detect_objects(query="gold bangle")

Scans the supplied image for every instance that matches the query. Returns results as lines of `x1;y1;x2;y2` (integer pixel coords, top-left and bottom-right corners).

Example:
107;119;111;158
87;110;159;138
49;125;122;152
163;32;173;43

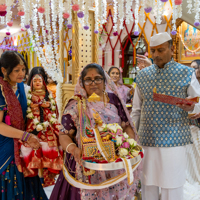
66;143;76;154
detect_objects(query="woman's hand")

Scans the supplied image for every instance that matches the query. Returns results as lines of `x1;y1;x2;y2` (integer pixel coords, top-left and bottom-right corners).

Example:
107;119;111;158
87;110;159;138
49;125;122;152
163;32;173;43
27;134;41;150
123;125;135;139
70;146;82;165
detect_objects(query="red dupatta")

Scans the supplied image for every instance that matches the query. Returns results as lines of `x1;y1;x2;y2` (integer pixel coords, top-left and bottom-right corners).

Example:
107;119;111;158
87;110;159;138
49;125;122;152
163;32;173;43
0;77;24;172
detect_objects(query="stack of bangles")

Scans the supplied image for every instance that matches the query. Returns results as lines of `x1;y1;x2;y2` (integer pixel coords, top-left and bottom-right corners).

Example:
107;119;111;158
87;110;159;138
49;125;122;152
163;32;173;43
21;131;31;142
66;143;76;153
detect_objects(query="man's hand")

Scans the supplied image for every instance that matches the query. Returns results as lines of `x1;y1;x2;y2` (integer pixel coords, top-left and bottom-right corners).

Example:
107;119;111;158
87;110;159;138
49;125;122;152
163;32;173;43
136;54;152;70
176;103;195;112
189;112;200;119
176;96;195;112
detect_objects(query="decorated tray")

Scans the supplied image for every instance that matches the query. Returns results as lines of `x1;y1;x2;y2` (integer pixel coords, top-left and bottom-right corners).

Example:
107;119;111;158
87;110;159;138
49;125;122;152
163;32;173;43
82;152;143;171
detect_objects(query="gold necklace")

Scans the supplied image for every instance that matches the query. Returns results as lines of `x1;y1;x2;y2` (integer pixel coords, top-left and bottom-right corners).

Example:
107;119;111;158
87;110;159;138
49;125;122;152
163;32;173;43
12;84;17;90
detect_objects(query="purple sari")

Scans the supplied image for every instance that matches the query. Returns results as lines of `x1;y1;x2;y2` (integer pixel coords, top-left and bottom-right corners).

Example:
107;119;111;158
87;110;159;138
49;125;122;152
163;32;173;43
117;84;131;103
50;69;141;200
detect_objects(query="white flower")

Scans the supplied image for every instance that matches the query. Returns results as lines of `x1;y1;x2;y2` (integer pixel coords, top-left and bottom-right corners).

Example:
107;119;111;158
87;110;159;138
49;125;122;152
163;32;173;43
131;150;139;157
27;112;34;119
27;107;31;113
123;132;129;139
52;113;56;118
115;123;123;130
50;117;57;124
27;100;31;106
52;106;56;111
33;118;39;125
127;139;137;147
116;136;123;146
43;121;49;128
98;123;107;132
36;124;43;131
27;94;32;99
49;93;53;99
119;148;129;157
107;124;118;133
51;99;55;105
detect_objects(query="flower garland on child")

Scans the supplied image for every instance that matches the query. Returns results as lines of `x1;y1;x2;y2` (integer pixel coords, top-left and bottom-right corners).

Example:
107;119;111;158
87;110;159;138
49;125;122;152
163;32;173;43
26;90;58;131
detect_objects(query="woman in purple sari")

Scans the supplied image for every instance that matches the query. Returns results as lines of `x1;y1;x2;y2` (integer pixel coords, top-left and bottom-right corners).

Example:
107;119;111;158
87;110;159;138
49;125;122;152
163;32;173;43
50;63;141;200
108;67;132;104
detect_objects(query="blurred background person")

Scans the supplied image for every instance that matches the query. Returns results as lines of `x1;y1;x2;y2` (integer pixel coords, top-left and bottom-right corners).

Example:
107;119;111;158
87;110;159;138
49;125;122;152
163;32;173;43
47;75;57;99
191;59;200;83
108;66;132;104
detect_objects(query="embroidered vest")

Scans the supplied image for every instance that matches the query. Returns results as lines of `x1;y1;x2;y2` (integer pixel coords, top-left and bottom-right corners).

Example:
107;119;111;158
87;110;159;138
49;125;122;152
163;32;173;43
136;60;194;147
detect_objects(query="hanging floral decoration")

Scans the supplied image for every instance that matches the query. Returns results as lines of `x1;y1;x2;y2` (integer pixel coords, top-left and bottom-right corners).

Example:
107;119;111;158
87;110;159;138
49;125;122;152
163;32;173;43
1;0;199;115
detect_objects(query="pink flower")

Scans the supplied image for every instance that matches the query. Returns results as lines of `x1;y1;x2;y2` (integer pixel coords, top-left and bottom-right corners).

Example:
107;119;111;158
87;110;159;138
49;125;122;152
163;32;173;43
0;4;7;11
116;129;123;135
119;54;122;58
18;11;25;16
122;137;126;142
63;12;70;19
38;7;45;13
72;4;79;11
21;28;25;31
122;142;130;148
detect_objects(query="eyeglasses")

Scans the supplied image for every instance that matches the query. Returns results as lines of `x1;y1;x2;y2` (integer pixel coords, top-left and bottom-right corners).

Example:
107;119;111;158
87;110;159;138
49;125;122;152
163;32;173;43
83;78;104;86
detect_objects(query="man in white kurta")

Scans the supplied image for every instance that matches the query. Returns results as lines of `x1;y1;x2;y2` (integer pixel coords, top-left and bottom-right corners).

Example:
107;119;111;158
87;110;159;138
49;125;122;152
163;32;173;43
131;32;200;200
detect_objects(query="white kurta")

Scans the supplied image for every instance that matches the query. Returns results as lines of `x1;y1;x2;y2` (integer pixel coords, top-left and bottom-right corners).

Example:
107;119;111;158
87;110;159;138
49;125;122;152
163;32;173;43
131;72;200;188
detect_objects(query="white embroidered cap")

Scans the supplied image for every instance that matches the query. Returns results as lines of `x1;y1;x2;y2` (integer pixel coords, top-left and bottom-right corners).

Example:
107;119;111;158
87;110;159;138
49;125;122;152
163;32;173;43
150;32;172;47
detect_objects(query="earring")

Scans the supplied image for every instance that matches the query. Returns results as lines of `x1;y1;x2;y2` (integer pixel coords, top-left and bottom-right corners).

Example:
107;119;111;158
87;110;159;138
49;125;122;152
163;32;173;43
3;76;8;81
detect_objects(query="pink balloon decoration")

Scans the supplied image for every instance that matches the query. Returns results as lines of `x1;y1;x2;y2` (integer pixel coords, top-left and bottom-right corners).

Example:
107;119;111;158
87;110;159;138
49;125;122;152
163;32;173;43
18;11;25;16
174;0;182;5
38;7;45;13
72;4;79;11
0;11;7;16
63;12;70;19
7;21;13;27
0;4;7;11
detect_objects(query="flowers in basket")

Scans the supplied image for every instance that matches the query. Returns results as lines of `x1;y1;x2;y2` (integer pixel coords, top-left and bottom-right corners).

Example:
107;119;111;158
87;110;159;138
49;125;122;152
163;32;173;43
98;123;143;161
82;122;143;165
